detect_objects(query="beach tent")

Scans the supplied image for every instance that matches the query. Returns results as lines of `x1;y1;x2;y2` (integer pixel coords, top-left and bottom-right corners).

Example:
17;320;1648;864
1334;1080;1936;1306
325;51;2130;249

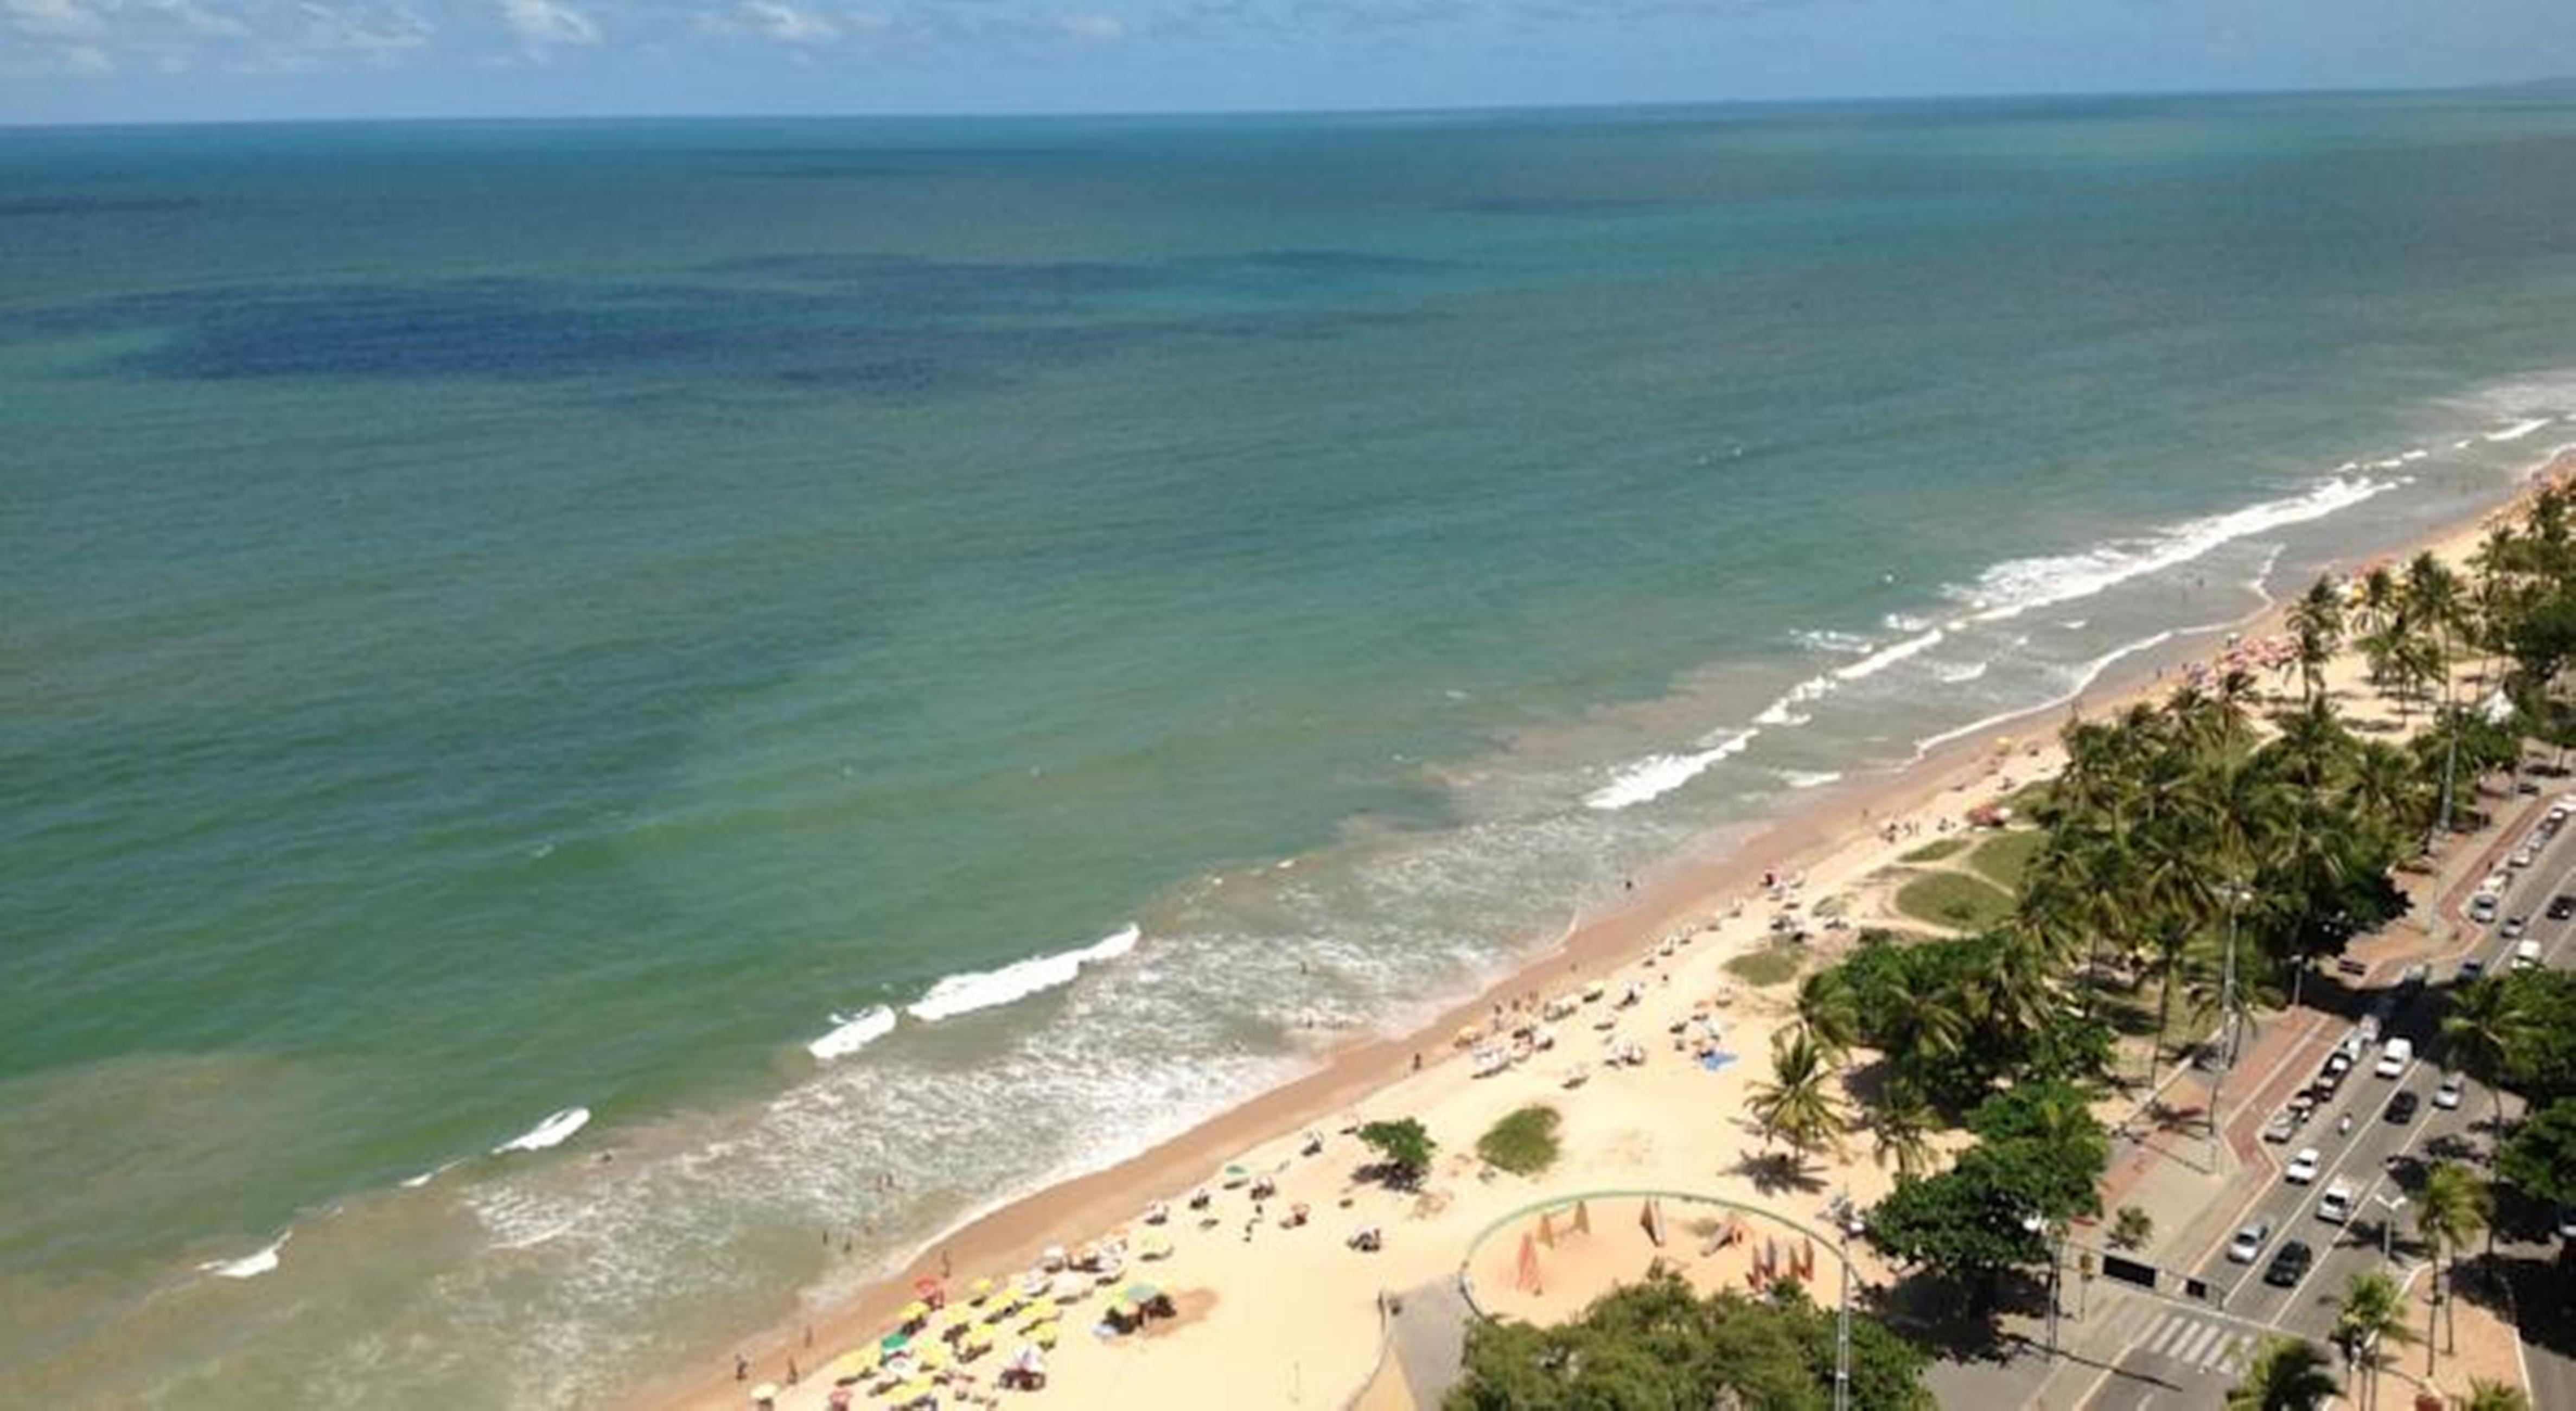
1571;1200;1592;1236
1639;1198;1667;1248
1514;1232;1543;1294
1536;1212;1557;1248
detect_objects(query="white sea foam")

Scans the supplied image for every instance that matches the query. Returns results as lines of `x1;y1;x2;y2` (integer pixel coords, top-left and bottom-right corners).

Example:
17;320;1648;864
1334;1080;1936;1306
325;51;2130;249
1953;475;2392;624
1912;630;2180;755
1755;673;1837;726
399;1159;465;1190
2489;417;2553;442
1789;628;1876;656
1833;627;1946;682
2401;449;2430;462
493;1107;591;1155
199;1232;289;1280
1882;612;1933;633
906;925;1141;1022
2458;439;2477;449
1777;770;1843;790
1930;659;1992;684
1583;730;1756;811
807;1005;897;1061
2059;619;2088;630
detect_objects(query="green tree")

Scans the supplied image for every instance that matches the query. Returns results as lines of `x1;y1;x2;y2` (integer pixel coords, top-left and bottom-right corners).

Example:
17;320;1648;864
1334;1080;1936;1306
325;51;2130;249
1796;968;1861;1062
2416;1161;2491;1363
1445;1271;1933;1410
1749;1025;1849;1165
2226;1336;2339;1411
2498;1097;2576;1210
1868;1077;1939;1180
2332;1270;2412;1411
2108;1205;2153;1251
2287;575;2345;704
1357;1118;1435;1187
2444;976;2530;1178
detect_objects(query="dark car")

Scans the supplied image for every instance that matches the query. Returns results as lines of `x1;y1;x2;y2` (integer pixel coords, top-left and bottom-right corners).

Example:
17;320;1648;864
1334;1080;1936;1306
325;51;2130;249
2386;1090;2422;1124
2263;1240;2314;1287
2550;894;2576;921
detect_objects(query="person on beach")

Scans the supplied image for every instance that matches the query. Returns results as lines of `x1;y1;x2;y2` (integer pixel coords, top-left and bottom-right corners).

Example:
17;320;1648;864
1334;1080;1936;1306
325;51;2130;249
736;1353;748;1382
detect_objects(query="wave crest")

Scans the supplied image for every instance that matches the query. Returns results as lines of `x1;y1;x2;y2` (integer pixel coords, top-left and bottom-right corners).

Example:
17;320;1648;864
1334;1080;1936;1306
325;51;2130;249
907;926;1140;1022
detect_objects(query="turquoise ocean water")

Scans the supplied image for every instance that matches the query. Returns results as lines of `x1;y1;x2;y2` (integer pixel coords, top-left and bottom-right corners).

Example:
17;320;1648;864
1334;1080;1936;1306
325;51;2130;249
6;93;2576;1406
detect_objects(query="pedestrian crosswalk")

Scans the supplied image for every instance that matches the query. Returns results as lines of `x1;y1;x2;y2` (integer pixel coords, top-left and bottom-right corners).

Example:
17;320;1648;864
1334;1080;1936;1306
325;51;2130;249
2134;1307;2254;1375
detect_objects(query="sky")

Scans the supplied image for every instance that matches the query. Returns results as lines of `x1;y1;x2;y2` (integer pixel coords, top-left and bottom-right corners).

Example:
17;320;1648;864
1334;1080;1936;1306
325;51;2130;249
1;0;2572;125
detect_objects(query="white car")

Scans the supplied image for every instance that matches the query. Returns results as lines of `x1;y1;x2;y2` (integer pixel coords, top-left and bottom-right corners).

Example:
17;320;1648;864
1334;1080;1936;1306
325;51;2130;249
2434;1074;2465;1110
2375;1037;2413;1079
2318;1180;2357;1224
2285;1147;2323;1184
2226;1217;2273;1263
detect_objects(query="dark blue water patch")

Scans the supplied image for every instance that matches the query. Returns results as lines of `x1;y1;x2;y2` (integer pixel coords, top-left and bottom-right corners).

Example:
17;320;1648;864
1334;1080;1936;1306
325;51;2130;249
0;195;202;219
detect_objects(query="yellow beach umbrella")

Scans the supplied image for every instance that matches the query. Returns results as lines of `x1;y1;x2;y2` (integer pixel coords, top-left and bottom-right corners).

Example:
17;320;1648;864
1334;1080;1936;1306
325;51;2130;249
1032;1323;1060;1349
911;1342;951;1372
967;1276;996;1304
887;1377;935;1404
898;1299;930;1324
822;1348;877;1382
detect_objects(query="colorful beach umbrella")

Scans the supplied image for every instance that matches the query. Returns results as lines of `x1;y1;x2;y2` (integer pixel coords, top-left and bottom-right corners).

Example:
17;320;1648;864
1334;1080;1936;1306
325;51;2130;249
967;1276;996;1304
899;1299;930;1323
877;1330;911;1355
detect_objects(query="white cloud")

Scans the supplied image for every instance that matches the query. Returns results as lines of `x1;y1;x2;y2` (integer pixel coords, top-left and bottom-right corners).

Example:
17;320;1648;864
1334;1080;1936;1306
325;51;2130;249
726;0;837;43
1059;10;1123;42
3;0;109;43
499;0;598;47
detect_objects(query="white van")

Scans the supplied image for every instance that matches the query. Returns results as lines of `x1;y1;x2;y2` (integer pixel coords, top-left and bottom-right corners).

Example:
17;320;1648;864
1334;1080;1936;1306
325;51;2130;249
2515;939;2545;971
2374;1036;2413;1078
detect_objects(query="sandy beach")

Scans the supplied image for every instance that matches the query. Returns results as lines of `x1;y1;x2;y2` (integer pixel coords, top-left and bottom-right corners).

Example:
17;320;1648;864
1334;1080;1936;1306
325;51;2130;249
663;450;2576;1411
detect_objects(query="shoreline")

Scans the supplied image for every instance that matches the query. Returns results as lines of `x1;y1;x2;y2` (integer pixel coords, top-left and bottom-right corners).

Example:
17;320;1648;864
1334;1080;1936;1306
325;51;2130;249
654;449;2576;1411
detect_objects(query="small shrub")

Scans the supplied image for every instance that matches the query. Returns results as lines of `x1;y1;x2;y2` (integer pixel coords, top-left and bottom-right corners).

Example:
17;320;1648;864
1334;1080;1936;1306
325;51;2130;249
2110;1205;2153;1251
1476;1105;1563;1176
1360;1117;1436;1186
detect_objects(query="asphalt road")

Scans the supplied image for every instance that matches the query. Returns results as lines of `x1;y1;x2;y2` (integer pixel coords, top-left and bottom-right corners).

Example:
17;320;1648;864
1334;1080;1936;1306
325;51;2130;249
2082;795;2576;1411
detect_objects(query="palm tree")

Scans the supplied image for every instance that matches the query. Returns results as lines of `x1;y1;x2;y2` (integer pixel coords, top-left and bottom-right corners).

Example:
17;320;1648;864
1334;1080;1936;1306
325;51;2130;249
2441;977;2529;1179
2287;575;2346;704
2464;1379;2531;1411
1867;1076;1939;1180
2356;564;2401;640
2332;1270;2413;1411
2225;1336;2339;1411
2415;1160;2492;1365
1794;969;1860;1062
1747;1025;1847;1165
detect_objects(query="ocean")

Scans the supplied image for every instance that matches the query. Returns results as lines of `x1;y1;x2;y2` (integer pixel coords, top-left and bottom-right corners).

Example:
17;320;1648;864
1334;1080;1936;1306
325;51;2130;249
4;92;2575;1407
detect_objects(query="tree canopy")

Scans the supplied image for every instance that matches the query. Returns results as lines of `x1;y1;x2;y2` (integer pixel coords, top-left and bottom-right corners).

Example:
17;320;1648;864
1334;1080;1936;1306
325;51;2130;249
1446;1272;1932;1411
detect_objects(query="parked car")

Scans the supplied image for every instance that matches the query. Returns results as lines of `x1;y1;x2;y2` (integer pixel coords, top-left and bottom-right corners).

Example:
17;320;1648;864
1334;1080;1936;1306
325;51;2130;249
2503;916;2529;941
2511;848;2539;870
2471;895;2500;924
2263;1240;2315;1287
2263;1111;2298;1144
2386;1090;2421;1124
2558;1206;2576;1242
2314;1064;2345;1098
2285;1147;2322;1184
2434;1074;2465;1110
2318;1180;2357;1223
2459;957;2487;982
2550;894;2576;921
2227;1217;2274;1263
2516;939;2546;971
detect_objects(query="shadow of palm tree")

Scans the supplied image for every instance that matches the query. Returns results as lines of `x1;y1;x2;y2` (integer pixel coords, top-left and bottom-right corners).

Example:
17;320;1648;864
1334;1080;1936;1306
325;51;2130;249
1733;1149;1827;1196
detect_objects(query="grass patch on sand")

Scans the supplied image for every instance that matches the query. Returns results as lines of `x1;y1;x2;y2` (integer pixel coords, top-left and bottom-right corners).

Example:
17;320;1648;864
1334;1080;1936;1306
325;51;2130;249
1968;829;2046;892
1477;1105;1563;1176
1893;871;2015;932
1724;942;1806;988
1900;838;1969;864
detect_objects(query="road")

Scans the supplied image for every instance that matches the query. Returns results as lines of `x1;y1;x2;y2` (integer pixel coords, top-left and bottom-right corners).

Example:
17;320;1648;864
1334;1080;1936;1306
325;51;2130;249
2080;794;2576;1411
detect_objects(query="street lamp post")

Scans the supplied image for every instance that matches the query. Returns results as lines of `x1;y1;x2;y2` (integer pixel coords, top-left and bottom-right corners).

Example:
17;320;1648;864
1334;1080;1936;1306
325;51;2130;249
2020;1213;2064;1359
2373;1191;2407;1262
1832;1188;1854;1411
2207;881;2252;1168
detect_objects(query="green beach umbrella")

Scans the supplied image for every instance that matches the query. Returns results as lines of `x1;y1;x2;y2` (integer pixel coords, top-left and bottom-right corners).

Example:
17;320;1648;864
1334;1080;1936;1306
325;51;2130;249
878;1330;910;1355
1123;1282;1161;1305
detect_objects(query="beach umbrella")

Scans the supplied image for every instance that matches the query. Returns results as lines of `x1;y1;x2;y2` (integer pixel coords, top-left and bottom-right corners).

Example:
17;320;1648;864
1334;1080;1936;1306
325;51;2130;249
962;1326;996;1356
1137;1231;1172;1259
911;1342;951;1372
1121;1281;1161;1305
898;1299;930;1324
966;1276;995;1304
748;1383;780;1406
827;1388;853;1410
823;1348;876;1383
1049;1270;1088;1300
888;1377;936;1406
1221;1164;1249;1186
1032;1323;1060;1349
877;1330;911;1355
